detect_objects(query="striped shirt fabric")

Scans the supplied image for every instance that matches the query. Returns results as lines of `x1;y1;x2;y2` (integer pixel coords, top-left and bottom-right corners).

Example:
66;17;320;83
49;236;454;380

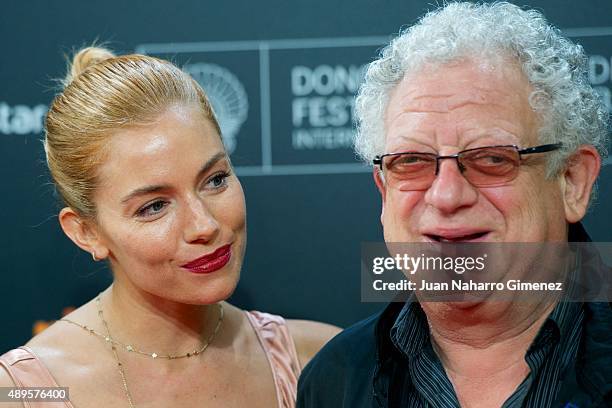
389;301;583;407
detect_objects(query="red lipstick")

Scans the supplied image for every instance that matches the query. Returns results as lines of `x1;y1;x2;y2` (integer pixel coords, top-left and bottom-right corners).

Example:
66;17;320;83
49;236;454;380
181;244;232;274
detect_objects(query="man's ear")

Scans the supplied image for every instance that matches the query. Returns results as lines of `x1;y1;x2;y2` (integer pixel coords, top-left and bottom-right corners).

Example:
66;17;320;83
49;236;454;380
561;145;601;223
373;168;386;224
58;207;109;260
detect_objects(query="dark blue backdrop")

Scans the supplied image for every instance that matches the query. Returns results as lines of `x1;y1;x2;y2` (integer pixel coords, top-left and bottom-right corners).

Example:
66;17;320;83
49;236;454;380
1;0;611;353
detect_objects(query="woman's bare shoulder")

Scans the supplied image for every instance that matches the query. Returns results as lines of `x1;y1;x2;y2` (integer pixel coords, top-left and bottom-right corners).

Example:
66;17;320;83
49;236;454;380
0;368;22;408
286;319;342;368
22;298;103;377
0;306;99;408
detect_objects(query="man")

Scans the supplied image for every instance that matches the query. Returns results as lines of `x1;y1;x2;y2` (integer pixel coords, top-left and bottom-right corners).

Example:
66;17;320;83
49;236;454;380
297;2;611;407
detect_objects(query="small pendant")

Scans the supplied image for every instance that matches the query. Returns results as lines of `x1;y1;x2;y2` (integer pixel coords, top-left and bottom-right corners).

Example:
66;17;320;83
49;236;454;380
151;353;158;359
126;345;134;352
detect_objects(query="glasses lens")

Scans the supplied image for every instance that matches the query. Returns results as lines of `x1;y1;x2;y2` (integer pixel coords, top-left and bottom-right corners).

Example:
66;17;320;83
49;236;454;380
460;146;520;186
383;153;436;190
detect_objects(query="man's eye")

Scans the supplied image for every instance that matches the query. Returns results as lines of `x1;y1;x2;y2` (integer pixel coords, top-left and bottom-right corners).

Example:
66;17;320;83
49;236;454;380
475;155;511;165
399;156;425;164
136;200;168;218
390;154;434;168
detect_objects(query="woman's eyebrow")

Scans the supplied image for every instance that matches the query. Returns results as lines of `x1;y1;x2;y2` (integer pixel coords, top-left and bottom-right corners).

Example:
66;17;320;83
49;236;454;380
120;151;227;204
194;151;227;180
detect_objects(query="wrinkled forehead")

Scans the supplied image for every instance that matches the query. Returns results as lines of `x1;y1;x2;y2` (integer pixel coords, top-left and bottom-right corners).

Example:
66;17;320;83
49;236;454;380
383;57;540;150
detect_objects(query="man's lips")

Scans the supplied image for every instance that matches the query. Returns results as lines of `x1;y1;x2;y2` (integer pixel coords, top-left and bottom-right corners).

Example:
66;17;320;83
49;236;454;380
422;229;491;242
181;244;232;274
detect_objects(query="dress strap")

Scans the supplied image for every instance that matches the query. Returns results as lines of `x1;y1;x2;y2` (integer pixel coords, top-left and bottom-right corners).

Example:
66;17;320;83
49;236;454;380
245;311;301;408
0;347;74;408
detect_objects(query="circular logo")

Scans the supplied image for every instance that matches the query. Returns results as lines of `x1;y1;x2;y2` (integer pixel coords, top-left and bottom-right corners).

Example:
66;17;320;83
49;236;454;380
184;63;249;154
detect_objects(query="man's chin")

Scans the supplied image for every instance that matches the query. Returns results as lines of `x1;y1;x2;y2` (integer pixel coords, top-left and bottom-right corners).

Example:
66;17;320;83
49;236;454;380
418;292;496;308
441;299;491;310
419;299;524;327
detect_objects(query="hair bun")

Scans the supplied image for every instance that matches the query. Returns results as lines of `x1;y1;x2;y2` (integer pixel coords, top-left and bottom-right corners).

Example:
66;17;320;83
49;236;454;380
64;46;115;88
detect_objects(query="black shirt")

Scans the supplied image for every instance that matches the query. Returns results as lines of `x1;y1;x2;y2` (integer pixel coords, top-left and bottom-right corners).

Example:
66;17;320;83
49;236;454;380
298;301;611;407
297;224;612;407
386;300;582;407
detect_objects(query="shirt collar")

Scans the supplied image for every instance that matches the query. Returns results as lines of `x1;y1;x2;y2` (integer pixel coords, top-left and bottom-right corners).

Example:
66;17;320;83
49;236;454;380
389;300;429;358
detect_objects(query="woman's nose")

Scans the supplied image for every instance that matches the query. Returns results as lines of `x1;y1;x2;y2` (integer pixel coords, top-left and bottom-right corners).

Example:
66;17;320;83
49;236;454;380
183;197;220;243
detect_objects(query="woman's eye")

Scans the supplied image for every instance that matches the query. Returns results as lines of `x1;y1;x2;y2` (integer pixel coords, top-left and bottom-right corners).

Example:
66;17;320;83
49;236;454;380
136;200;168;218
206;172;230;189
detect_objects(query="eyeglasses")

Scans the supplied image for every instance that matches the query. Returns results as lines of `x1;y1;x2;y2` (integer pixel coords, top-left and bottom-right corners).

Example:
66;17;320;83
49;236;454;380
373;143;562;190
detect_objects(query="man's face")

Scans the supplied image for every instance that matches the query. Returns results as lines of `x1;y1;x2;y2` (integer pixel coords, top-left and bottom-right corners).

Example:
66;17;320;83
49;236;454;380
378;59;569;243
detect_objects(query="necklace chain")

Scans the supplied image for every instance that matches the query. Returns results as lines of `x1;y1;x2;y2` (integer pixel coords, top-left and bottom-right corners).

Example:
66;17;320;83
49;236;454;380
62;298;223;359
100;309;136;408
61;295;223;407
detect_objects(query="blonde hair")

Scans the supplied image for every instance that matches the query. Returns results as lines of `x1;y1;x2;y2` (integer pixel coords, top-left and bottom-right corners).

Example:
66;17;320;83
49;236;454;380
44;47;221;218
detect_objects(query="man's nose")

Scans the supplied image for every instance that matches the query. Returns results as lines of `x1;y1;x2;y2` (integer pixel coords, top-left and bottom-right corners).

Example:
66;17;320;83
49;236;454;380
183;197;220;243
423;158;478;214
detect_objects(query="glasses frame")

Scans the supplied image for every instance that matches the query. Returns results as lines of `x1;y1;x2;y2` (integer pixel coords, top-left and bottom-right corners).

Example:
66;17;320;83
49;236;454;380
373;143;563;186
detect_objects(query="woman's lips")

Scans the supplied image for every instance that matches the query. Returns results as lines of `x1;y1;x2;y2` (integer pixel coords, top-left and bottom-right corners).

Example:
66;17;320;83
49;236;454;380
181;244;232;274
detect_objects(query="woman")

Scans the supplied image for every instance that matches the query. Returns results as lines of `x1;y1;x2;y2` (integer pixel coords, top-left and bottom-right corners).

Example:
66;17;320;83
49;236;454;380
0;47;340;407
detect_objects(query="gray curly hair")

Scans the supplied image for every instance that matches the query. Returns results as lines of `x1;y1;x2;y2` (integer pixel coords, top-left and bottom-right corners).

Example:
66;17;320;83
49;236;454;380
354;1;609;177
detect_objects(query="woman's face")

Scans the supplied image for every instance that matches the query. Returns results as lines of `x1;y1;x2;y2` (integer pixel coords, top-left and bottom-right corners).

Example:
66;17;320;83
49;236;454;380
91;104;246;305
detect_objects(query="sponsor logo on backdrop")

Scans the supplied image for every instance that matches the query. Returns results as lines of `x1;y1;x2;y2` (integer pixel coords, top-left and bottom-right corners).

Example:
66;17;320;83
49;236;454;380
291;64;365;150
136;36;612;174
136;37;381;175
0;102;47;135
184;63;249;154
588;54;612;113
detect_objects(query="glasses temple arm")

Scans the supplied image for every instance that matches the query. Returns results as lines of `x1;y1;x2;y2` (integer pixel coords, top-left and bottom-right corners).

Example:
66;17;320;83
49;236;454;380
373;156;383;169
518;143;563;155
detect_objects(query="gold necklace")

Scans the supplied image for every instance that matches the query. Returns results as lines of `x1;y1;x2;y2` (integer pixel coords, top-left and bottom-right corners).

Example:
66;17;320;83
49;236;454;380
99;307;136;408
62;298;224;359
61;296;223;407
